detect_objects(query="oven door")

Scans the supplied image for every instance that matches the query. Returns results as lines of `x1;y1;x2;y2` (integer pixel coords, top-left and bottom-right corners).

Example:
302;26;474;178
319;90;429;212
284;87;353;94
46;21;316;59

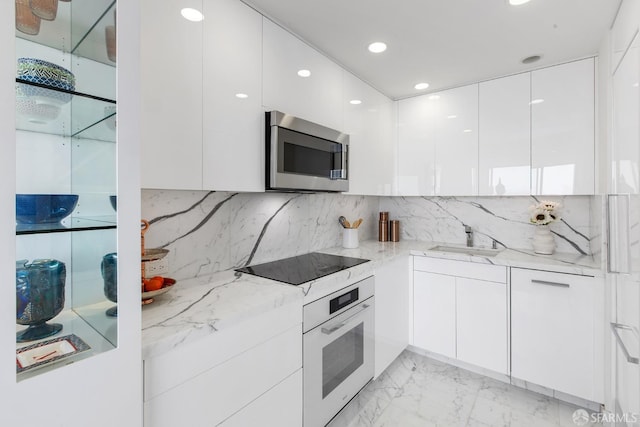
270;126;349;192
303;297;374;427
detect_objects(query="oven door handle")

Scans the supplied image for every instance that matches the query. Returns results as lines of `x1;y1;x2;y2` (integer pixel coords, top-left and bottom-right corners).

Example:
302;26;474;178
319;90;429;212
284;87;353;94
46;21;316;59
321;303;370;335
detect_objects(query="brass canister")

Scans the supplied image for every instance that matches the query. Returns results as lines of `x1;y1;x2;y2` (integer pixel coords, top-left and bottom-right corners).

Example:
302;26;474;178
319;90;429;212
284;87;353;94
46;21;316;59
390;220;400;242
378;220;389;241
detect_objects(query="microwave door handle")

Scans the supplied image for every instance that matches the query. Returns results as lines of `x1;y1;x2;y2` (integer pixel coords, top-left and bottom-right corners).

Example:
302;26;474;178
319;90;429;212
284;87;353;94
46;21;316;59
330;145;348;180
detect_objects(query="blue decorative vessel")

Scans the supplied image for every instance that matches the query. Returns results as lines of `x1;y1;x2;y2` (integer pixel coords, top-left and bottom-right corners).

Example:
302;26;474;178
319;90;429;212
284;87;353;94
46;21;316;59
16;194;79;224
101;253;118;317
16;259;66;342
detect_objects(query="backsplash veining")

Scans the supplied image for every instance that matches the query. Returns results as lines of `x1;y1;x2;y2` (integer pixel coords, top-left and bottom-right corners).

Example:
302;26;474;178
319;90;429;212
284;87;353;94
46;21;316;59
380;195;595;255
142;191;597;282
141;190;379;281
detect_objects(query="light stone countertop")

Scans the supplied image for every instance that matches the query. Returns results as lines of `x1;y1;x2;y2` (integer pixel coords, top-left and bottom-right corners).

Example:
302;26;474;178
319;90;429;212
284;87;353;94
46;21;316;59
141;240;603;360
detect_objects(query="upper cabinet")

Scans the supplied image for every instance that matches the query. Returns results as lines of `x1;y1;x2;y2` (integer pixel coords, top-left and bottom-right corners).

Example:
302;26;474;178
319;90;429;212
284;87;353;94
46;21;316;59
140;0;203;190
479;73;531;196
398;58;596;196
434;84;479;196
531;58;595;195
398;94;436;196
343;71;395;195
612;33;640;194
202;0;263;192
398;84;478;196
262;18;343;130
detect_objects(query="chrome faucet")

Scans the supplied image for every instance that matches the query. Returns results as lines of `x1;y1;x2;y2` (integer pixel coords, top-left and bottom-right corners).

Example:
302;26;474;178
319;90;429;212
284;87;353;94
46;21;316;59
464;225;473;247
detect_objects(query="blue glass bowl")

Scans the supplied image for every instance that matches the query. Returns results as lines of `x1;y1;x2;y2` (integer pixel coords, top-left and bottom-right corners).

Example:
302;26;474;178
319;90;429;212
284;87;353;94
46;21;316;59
109;195;117;211
16;194;79;224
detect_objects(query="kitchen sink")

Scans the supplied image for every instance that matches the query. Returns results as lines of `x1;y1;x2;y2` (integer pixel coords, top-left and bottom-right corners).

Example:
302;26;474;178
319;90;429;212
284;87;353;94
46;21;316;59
428;245;503;257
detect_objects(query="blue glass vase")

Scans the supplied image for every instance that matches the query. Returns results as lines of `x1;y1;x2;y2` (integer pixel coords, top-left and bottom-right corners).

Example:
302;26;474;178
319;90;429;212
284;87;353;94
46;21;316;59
102;253;118;317
16;259;66;342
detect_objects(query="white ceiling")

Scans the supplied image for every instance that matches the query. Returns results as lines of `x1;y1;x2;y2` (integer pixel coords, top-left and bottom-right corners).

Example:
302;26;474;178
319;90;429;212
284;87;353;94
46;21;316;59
242;0;621;100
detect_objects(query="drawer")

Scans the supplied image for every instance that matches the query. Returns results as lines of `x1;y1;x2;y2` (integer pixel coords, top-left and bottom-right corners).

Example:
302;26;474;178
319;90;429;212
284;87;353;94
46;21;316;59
144;300;302;401
413;256;507;283
144;324;302;427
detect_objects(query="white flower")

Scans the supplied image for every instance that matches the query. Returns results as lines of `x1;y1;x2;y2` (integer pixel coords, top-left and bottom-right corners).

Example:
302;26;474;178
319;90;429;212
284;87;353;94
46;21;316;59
528;200;561;225
530;208;553;225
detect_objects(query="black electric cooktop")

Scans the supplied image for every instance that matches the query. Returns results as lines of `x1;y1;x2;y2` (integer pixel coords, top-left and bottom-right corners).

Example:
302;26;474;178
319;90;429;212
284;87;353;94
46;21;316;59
235;252;370;286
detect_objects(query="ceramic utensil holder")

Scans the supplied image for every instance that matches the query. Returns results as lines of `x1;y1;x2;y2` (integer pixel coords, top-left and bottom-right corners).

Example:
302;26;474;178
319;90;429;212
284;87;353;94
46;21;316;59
343;228;359;249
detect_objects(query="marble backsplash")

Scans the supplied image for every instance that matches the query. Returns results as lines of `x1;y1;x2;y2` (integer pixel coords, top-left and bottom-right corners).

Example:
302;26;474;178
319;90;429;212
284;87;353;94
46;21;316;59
141;190;379;281
142;191;599;281
379;195;596;255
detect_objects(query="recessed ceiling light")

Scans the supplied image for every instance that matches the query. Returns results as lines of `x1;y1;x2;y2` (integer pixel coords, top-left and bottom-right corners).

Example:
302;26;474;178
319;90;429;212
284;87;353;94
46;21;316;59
180;8;204;22
428;95;440;100
509;0;531;5
522;55;542;64
235;93;248;99
297;69;311;77
368;42;387;53
463;129;472;133
350;99;362;105
530;98;544;105
633;82;639;88
414;82;430;90
447;115;457;119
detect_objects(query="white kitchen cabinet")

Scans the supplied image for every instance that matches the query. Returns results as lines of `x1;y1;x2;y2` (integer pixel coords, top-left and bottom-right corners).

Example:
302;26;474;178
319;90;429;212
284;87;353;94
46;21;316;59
479;73;531;196
531;58;595;195
413;257;508;374
398;84;478;196
219;370;302;427
456;277;508;374
262;18;343;130
141;0;203;190
202;0;264;192
344;71;396;196
435;84;479;195
397;95;436;196
144;300;302;427
413;271;456;358
511;268;604;402
374;256;410;378
611;33;640;194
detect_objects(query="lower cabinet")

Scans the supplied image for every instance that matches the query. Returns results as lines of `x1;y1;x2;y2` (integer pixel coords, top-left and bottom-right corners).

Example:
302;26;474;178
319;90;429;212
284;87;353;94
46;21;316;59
374;256;411;377
511;268;604;402
413;257;508;374
219;369;302;427
413;271;456;358
143;302;302;427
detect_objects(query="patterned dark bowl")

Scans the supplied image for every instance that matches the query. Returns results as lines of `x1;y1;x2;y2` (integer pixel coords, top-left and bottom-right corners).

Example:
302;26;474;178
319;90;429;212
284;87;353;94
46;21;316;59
16;194;79;224
17;58;75;91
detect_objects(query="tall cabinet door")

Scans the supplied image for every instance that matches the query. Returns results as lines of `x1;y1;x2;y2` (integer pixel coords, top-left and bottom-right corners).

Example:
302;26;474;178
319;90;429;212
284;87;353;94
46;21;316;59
140;0;204;190
479;73;530;196
612;33;640;194
343;71;395;196
413;271;456;358
397;95;436;196
202;0;263;192
531;58;595;195
435;84;479;196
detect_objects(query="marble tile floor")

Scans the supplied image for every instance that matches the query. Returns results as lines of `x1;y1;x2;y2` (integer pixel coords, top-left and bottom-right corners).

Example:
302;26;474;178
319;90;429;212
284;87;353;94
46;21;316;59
328;350;601;427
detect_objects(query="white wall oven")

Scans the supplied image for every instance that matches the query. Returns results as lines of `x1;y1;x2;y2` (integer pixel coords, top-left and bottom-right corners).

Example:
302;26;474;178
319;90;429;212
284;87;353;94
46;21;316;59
303;276;374;427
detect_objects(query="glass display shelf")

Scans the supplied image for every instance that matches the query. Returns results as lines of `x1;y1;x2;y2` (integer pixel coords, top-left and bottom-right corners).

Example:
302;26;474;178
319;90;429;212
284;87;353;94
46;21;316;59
16;79;116;143
16;302;117;382
17;215;117;235
16;0;116;66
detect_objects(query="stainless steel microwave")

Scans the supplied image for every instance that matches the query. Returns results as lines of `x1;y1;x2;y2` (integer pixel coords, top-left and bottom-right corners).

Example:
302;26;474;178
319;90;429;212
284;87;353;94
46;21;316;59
266;111;349;192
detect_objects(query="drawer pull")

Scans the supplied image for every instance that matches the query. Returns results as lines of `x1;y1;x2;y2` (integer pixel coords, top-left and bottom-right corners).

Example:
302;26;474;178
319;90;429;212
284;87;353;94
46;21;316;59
531;279;570;288
611;322;640;365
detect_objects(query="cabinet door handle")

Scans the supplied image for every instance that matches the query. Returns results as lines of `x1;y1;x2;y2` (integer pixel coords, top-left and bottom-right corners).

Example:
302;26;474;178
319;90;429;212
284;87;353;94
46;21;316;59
611;322;640;365
531;279;570;288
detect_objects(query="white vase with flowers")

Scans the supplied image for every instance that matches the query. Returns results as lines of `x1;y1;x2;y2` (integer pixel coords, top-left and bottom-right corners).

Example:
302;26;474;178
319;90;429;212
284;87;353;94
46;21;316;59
529;200;561;254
